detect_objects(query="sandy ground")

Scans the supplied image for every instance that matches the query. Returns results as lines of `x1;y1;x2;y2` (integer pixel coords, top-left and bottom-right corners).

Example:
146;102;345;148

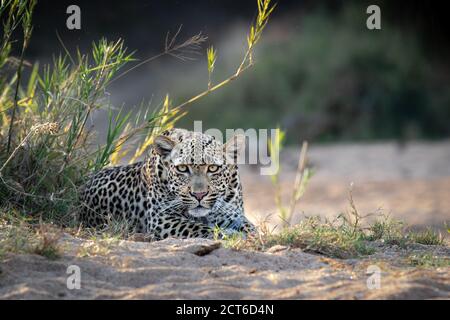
242;141;450;230
0;237;448;299
1;141;449;300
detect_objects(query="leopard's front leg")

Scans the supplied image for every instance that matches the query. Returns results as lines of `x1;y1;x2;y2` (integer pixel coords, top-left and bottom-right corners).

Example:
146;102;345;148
148;214;214;239
211;213;256;234
208;199;256;234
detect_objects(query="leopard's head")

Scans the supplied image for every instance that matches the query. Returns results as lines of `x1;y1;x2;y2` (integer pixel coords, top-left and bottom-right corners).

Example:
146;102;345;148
152;130;244;217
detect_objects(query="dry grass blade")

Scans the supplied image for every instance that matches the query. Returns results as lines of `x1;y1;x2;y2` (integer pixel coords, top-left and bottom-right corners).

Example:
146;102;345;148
111;26;208;84
286;141;309;227
34;221;62;259
165;26;207;61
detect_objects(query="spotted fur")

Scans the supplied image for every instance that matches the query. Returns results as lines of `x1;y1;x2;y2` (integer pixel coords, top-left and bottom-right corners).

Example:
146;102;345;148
79;128;255;239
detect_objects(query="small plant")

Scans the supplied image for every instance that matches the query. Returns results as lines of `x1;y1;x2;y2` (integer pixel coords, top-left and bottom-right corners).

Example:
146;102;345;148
368;218;444;247
368;218;409;248
409;228;444;246
268;128;312;228
220;232;247;251
212;225;247;250
261;216;375;259
0;210;35;258
33;222;62;259
407;253;450;268
239;185;448;259
0;210;61;259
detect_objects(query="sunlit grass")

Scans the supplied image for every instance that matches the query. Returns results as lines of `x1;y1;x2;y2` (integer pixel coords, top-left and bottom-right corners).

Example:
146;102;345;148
0;209;62;260
222;188;448;259
407;253;449;268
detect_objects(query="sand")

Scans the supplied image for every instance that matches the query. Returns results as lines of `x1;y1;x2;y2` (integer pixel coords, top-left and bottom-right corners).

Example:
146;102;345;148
1;141;449;300
0;237;448;299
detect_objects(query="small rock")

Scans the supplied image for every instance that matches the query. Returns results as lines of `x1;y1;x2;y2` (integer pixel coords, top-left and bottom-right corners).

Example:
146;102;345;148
266;245;289;254
185;242;222;256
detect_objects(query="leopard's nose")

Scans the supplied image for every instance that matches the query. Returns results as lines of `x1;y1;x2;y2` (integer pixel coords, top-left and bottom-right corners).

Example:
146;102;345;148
191;191;208;201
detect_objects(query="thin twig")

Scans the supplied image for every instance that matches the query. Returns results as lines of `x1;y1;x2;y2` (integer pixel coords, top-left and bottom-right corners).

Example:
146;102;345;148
110;27;207;84
286;141;309;227
171;63;253;112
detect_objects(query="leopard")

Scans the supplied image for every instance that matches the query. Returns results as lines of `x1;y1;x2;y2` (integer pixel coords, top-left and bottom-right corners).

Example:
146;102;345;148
78;128;255;239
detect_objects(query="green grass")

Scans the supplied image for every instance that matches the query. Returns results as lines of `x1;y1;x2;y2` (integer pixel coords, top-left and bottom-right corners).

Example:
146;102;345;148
409;228;444;246
407;253;450;268
248;215;375;259
366;217;409;247
367;218;444;247
225;213;447;259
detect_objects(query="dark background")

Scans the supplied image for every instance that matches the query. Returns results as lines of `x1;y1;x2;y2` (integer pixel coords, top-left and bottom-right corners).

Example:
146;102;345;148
19;0;450;142
28;1;450;53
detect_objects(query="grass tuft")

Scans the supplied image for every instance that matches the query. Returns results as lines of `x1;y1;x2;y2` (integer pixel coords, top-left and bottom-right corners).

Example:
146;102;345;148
257;216;375;259
0;210;62;260
228;186;448;259
409;228;444;246
33;223;62;260
407;253;450;268
366;217;408;247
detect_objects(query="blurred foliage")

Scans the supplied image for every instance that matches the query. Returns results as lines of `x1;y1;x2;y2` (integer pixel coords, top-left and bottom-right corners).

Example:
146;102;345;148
179;6;450;142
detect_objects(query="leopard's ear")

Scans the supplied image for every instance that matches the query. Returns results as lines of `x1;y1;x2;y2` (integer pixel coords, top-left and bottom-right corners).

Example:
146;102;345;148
223;134;245;164
153;135;176;156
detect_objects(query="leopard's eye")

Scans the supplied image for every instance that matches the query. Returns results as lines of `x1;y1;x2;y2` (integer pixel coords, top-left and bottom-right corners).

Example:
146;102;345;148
207;165;220;173
176;165;189;173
